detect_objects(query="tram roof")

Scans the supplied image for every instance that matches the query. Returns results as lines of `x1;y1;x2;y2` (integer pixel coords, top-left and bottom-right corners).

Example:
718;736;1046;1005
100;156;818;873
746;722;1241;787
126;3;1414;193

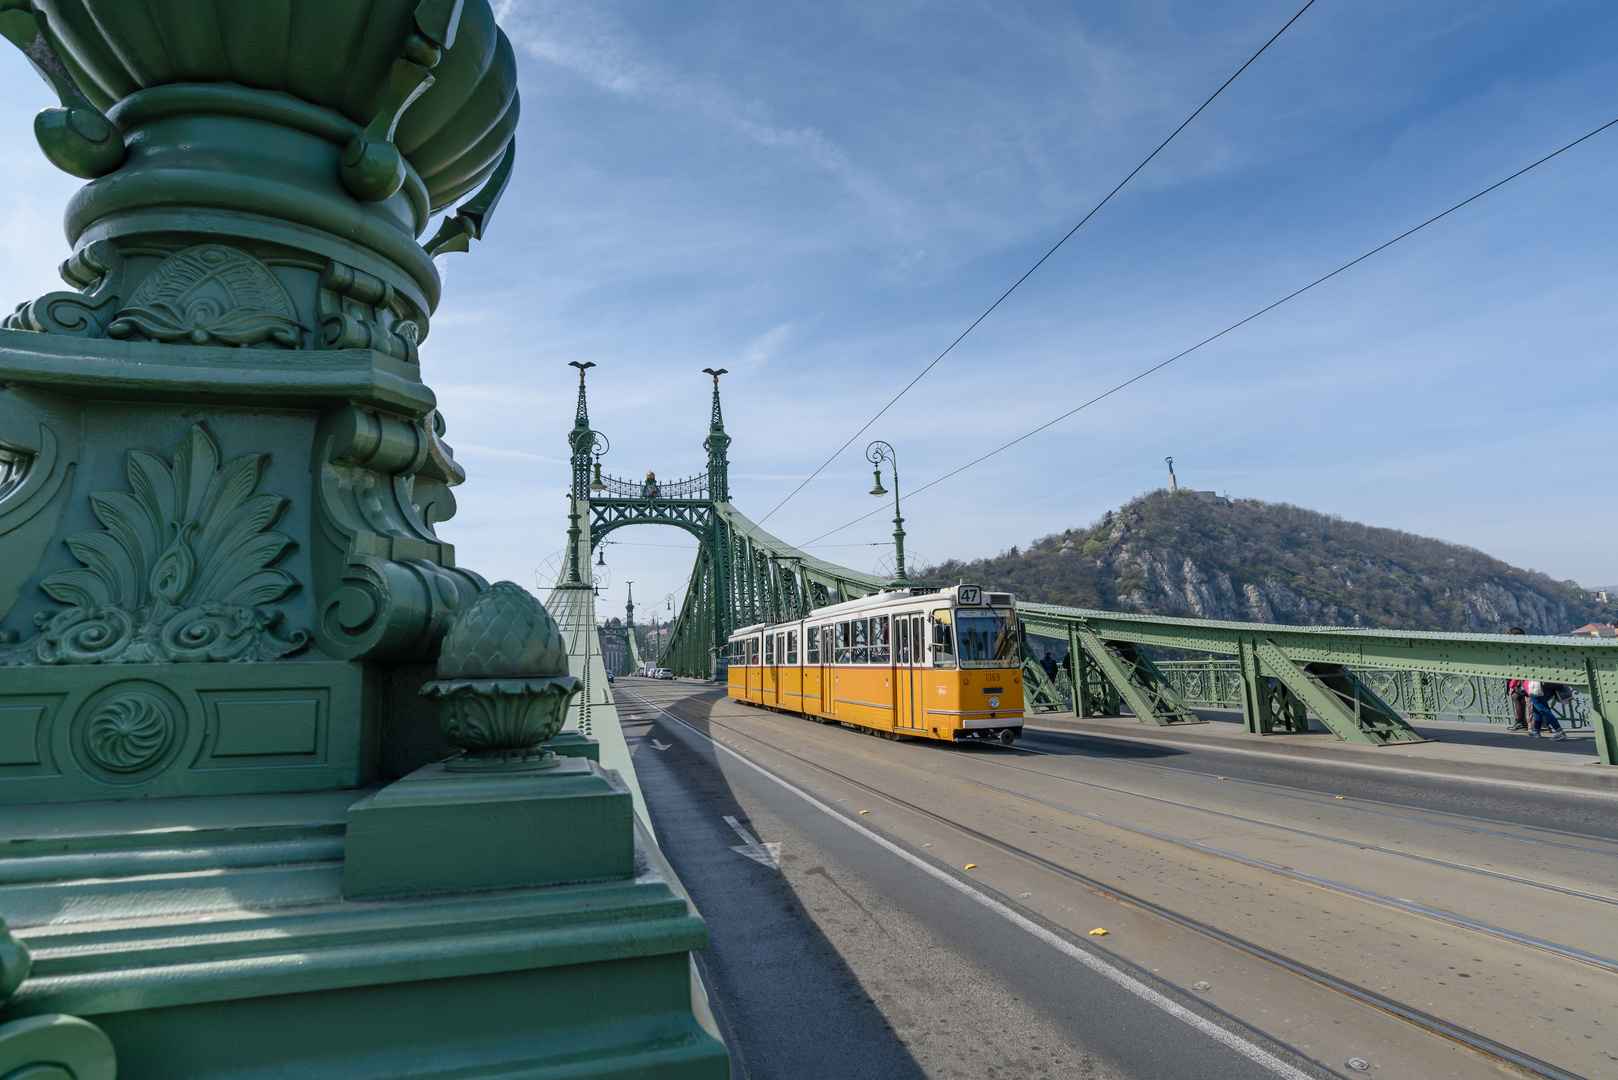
729;584;1016;637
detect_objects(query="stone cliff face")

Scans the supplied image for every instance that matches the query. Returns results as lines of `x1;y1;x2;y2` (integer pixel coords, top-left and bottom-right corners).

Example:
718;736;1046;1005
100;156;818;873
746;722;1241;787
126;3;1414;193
927;491;1606;635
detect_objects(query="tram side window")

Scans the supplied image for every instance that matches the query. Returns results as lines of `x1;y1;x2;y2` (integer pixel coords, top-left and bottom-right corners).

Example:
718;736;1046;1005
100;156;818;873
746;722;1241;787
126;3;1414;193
835;622;851;663
786;629;798;664
851;618;869;664
931;609;955;668
911;616;923;663
806;626;820;663
870;615;890;663
776;633;786;665
897;617;909;663
764;633;775;665
748;637;760;665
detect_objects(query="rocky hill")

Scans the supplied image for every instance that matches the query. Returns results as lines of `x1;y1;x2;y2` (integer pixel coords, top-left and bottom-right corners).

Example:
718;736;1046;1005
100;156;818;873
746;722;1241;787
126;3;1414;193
924;490;1611;635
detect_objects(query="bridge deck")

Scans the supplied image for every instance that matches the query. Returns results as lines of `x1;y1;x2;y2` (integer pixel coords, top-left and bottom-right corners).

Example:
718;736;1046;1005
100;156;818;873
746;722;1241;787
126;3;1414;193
620;679;1618;1080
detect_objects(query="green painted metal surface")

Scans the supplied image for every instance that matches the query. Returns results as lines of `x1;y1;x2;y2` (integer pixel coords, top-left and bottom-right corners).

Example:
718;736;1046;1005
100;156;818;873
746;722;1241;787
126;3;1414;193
568;369;886;680
1019;603;1618;764
0;2;727;1075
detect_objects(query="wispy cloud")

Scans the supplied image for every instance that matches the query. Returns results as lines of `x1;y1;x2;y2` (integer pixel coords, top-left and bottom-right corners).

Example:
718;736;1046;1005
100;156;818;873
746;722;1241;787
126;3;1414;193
498;1;870;189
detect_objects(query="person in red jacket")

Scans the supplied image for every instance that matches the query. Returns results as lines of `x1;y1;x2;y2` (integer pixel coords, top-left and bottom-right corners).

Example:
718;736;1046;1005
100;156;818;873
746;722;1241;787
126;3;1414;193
1506;627;1529;731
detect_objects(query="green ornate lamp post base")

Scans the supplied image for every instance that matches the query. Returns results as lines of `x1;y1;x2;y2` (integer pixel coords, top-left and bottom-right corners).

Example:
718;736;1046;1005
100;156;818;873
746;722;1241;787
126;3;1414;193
0;1;728;1076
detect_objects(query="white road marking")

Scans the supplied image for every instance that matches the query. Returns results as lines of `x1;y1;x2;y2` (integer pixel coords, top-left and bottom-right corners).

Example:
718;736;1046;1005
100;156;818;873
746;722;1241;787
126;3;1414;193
652;739;671;750
632;692;1315;1080
724;815;782;869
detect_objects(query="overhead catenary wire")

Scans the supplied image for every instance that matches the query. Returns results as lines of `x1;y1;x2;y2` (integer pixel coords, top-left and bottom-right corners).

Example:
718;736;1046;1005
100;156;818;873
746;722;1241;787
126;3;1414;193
755;0;1321;527
800;112;1618;548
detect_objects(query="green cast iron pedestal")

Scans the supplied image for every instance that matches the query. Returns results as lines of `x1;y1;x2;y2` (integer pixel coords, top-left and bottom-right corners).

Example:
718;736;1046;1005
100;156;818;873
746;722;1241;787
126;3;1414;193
0;2;726;1076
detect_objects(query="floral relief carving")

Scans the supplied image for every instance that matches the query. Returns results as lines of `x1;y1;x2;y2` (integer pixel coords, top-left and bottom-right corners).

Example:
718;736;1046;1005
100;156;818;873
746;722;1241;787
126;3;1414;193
1;424;310;664
106;244;302;348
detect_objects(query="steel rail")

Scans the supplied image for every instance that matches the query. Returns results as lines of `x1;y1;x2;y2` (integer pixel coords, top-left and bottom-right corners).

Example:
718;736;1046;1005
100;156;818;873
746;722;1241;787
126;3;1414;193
942;773;1618;974
1014;731;1618;857
968;755;1618;908
626;687;1592;1080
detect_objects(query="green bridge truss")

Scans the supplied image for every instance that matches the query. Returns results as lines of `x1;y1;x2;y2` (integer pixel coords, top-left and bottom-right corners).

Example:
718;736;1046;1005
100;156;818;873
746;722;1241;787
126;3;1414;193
568;370;887;678
563;372;1618;767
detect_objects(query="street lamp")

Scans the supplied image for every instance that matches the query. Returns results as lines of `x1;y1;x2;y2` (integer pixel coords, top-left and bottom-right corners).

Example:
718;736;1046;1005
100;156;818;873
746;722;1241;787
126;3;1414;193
866;440;909;588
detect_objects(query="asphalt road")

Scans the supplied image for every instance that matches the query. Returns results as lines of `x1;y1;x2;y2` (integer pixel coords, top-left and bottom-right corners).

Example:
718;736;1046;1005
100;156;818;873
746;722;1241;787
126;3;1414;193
621;686;1327;1080
1017;725;1618;843
620;681;1618;1080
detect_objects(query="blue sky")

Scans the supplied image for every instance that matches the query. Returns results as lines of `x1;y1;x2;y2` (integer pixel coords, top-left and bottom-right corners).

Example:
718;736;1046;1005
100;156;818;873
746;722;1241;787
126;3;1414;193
1;0;1614;617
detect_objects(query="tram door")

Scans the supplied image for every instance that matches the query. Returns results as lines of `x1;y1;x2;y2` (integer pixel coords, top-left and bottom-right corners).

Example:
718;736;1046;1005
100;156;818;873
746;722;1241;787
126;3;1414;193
772;632;786;707
819;623;835;716
896;614;921;728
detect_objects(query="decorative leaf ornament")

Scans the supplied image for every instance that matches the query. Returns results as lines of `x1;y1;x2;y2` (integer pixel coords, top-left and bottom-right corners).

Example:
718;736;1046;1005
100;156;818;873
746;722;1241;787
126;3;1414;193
2;426;309;664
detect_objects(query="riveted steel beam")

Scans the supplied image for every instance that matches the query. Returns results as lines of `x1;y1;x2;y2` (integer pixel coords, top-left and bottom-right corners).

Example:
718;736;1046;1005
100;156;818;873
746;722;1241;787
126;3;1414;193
1252;639;1423;744
1072;624;1202;725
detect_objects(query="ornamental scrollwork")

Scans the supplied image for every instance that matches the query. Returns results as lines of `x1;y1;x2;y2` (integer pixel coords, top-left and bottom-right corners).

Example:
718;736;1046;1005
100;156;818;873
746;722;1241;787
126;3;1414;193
1;424;310;665
82;688;176;772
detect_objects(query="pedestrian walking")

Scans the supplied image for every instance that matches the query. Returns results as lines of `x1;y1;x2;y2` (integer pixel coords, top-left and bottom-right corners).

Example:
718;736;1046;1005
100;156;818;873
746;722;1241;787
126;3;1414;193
1505;627;1529;731
1525;678;1569;740
1041;650;1058;682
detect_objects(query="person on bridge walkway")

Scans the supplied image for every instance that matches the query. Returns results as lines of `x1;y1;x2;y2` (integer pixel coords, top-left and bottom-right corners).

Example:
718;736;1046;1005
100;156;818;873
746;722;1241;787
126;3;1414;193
1041;651;1058;682
1525;679;1568;740
1506;627;1530;731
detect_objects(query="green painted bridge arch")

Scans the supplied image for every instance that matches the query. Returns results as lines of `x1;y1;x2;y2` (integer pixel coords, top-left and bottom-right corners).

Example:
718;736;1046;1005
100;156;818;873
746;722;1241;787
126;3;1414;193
566;368;886;679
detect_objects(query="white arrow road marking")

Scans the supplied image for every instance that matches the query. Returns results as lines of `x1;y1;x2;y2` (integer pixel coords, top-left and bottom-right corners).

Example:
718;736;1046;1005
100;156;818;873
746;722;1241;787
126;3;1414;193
724;815;781;869
651;739;671;750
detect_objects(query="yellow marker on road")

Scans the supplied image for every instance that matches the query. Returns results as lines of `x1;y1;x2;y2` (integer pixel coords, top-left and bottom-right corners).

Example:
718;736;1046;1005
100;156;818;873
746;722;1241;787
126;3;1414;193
1089;928;1109;936
964;863;977;870
1335;796;1345;800
859;810;869;814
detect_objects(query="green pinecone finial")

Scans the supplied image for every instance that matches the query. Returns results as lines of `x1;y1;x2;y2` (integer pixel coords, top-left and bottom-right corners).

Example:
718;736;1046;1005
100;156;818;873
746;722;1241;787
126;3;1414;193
422;582;581;771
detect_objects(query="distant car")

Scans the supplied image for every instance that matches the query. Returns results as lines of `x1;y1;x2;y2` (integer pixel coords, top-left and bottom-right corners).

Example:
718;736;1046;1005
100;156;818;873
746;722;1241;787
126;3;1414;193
656;669;674;680
607;673;616;683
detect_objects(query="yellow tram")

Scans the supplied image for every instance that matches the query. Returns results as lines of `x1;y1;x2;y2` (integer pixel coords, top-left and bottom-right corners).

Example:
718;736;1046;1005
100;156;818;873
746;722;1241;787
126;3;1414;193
725;584;1024;744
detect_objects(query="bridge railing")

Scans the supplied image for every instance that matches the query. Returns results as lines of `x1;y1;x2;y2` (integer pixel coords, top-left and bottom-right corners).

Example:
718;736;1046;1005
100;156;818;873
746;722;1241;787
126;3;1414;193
596;472;709;500
1148;659;1592;728
1016;602;1618;765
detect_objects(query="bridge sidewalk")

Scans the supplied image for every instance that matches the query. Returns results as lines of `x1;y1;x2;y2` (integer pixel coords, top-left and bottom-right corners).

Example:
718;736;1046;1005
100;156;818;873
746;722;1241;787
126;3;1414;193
1027;708;1618;795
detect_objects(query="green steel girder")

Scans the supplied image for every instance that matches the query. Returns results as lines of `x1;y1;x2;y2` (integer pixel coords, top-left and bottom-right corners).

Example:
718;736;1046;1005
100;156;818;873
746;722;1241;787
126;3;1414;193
589;500;712;545
1253;639;1422;744
1020;643;1066;714
1071;624;1202;725
1019;602;1618;763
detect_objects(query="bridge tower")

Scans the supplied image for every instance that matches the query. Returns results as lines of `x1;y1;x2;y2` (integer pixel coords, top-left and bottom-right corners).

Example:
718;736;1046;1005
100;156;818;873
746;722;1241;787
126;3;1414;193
566;368;889;679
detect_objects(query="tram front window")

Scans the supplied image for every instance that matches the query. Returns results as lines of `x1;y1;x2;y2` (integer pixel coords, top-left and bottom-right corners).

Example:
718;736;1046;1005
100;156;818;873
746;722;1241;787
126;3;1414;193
955;611;1017;666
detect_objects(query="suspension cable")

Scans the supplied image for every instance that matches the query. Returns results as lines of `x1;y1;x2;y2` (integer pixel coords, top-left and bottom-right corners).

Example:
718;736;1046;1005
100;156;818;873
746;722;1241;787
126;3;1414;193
799;112;1618;547
755;0;1321;525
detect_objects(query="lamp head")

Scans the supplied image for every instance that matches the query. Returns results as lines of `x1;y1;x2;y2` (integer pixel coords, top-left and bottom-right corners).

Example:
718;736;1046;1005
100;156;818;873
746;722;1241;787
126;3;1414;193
588;461;606;491
869;466;887;497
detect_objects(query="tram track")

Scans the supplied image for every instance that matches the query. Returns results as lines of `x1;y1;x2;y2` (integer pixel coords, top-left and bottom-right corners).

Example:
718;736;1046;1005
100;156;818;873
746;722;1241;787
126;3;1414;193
960;756;1618;910
1015;733;1618;859
708;704;1618;973
623;687;1596;1080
